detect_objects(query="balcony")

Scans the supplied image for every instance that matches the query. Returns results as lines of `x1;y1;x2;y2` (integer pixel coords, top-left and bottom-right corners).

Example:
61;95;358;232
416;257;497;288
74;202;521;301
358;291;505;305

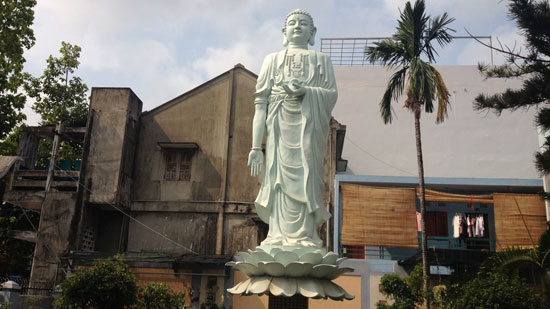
342;235;495;262
4;168;80;212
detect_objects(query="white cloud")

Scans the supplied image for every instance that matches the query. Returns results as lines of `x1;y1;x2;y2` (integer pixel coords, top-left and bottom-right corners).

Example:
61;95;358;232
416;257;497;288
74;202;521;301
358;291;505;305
20;0;521;116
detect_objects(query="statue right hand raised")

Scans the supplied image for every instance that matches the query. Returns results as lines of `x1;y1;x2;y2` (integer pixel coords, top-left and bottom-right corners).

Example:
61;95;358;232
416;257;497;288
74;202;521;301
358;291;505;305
248;149;263;177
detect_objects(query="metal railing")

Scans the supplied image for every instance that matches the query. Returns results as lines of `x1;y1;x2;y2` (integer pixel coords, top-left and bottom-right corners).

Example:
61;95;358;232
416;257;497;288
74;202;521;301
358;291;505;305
320;36;493;66
342;235;494;261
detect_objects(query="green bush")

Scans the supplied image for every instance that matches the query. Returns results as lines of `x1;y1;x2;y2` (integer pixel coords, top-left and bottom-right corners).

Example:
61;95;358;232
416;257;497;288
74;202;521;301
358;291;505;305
54;257;138;309
454;271;543;309
135;282;185;309
376;264;424;309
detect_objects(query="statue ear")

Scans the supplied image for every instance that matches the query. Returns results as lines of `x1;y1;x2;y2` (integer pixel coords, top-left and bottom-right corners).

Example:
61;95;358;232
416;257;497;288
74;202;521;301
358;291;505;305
282;28;289;46
308;27;317;46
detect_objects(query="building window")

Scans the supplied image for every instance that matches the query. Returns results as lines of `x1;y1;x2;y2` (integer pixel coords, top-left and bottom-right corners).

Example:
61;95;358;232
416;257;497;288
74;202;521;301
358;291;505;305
164;149;193;181
425;211;448;237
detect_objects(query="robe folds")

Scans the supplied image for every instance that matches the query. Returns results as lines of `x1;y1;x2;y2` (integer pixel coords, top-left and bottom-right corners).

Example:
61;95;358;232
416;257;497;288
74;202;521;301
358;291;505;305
253;49;337;246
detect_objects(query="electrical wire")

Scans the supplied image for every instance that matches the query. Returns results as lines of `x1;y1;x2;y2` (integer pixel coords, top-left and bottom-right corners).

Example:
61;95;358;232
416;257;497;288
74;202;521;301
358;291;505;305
344;136;417;176
8;160;198;255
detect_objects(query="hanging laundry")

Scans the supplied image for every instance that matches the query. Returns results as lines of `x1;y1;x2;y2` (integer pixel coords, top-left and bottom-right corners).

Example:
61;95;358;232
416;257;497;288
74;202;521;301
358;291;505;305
474;214;485;237
467;215;474;238
452;213;461;238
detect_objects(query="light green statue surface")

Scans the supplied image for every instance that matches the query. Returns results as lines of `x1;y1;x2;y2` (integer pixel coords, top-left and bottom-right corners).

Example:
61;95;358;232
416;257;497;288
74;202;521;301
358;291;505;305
228;10;353;300
248;9;337;249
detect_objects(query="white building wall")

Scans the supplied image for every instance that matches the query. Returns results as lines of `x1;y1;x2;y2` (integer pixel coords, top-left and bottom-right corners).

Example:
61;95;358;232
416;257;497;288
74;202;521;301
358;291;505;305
333;65;538;179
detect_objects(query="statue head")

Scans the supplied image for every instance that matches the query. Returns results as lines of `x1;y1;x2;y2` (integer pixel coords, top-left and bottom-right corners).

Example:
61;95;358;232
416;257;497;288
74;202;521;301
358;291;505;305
282;9;317;47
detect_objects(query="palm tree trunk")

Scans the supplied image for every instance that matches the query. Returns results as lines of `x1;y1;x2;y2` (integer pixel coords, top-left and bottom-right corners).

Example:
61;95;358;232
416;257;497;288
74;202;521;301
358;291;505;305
414;102;430;309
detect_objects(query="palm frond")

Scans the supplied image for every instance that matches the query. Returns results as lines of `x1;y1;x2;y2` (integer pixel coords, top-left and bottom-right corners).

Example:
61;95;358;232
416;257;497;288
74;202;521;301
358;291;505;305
408;59;434;112
539;228;550;252
366;39;409;67
430;65;451;123
380;67;408;124
395;0;429;59
538;228;550;265
487;247;541;271
422;12;455;62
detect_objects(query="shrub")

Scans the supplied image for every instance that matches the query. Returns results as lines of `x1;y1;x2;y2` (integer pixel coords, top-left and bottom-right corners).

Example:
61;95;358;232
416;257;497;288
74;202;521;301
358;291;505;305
54;257;138;308
454;271;543;309
135;282;185;309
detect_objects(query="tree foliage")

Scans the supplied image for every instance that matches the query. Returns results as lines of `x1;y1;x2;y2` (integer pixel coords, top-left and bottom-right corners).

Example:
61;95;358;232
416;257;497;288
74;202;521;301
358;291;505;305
473;0;550;176
26;41;89;127
54;257;138;309
135;282;185;309
0;0;36;140
376;264;424;309
365;2;454;307
0;202;38;278
365;0;454;124
453;271;543;309
481;226;550;306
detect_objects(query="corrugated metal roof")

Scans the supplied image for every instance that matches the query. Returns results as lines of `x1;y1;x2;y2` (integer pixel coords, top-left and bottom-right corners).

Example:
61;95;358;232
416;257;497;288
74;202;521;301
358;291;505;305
0;156;22;179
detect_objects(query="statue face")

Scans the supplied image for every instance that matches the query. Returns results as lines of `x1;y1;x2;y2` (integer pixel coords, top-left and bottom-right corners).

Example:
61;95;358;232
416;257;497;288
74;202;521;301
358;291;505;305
284;13;313;45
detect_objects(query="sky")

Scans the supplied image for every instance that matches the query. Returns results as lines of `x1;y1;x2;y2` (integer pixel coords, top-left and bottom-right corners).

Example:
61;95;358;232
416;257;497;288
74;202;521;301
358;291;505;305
21;0;524;125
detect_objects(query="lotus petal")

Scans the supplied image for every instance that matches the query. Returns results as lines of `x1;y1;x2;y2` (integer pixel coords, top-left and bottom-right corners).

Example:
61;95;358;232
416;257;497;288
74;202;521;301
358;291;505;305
250;250;275;262
297;278;324;298
319;280;345;299
258;261;285;277
226;261;237;268
284;262;313;277
246;276;271;294
274;251;299;266
310;264;337;278
326;267;354;280
335;257;347;266
238;252;259;265
234;262;264;276
344;292;355;300
252;247;266;253
321;252;339;265
269;247;282;256
292;247;312;257
270;277;297;297
299;252;323;265
227;278;251;294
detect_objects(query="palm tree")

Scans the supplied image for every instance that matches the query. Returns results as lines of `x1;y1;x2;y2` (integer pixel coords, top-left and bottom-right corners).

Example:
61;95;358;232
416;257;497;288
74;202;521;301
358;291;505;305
484;227;550;305
365;1;454;307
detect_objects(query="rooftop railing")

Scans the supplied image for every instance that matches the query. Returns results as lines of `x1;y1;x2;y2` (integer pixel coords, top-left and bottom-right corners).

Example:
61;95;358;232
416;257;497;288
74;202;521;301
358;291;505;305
320;36;493;66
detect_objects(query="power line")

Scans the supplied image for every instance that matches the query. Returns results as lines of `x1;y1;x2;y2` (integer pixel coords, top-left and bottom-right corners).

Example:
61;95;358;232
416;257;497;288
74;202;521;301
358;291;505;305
9;160;198;255
344;136;416;176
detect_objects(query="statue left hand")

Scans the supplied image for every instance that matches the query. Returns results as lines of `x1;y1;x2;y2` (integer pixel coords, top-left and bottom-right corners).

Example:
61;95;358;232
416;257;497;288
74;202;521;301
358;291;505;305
248;149;263;177
283;81;306;96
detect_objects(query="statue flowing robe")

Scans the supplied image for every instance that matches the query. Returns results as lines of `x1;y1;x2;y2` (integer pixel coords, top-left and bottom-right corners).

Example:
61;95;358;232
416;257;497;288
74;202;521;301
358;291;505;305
254;49;337;247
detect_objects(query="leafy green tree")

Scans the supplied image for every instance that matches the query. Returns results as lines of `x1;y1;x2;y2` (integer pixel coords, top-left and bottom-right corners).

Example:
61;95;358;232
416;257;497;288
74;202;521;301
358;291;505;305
454;271;543;309
365;1;454;307
0;125;24;156
0;0;36;140
482;227;550;306
135;282;186;309
0;202;38;278
376;264;423;309
54;257;138;309
26;41;89;127
472;0;550;178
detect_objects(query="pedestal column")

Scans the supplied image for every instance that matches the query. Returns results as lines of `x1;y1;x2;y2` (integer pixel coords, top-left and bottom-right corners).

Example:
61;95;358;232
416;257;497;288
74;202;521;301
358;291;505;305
269;294;308;309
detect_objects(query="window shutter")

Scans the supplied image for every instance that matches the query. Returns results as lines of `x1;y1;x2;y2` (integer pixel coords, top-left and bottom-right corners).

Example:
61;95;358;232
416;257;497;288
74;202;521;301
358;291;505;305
341;184;418;248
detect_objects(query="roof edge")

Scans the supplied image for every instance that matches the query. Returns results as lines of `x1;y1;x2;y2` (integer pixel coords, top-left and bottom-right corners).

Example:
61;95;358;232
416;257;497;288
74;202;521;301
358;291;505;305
142;64;257;118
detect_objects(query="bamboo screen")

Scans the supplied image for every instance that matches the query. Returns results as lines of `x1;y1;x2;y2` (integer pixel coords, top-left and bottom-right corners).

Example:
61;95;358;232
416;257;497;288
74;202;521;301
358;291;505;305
419;189;493;204
493;193;547;249
341;184;418;248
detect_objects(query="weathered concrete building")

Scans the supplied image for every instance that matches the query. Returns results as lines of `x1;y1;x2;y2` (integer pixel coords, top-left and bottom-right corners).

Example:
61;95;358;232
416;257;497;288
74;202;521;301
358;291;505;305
2;64;346;307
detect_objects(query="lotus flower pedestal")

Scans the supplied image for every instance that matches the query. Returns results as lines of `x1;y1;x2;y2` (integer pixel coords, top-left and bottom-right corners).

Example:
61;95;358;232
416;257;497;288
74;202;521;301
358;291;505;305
226;245;354;307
